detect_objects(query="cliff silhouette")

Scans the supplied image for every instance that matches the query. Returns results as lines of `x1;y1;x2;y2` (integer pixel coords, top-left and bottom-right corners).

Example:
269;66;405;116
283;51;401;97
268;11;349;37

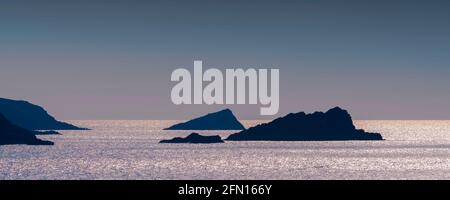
0;98;87;130
0;113;53;145
160;133;224;143
227;107;383;141
164;109;245;130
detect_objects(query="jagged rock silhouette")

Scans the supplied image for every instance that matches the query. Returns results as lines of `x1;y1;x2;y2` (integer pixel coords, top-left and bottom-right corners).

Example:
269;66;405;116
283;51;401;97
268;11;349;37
35;130;61;135
160;133;224;143
227;107;383;141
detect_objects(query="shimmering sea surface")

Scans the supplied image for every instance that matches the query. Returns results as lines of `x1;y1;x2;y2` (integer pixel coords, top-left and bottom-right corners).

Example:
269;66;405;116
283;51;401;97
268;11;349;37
1;120;449;180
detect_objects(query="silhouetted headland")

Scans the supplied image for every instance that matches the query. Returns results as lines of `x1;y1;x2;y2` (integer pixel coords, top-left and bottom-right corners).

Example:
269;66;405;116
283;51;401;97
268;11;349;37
0;98;88;130
160;133;224;143
164;109;245;130
227;107;383;141
0;113;54;145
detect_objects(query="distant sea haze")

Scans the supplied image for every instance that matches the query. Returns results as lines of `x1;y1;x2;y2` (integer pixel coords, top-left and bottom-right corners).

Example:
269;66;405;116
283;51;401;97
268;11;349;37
1;120;449;180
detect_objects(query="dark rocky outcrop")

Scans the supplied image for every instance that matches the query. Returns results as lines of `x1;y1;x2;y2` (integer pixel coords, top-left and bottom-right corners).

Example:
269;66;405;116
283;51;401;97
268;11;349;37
164;109;245;130
160;133;224;144
0;113;54;145
0;98;87;130
35;130;61;135
227;107;383;141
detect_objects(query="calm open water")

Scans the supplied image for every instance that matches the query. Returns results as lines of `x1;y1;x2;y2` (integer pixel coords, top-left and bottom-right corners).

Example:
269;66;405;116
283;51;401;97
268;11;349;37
1;120;449;180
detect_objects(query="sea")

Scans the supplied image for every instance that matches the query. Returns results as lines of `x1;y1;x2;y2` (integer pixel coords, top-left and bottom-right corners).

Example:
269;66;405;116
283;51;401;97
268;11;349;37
0;120;449;180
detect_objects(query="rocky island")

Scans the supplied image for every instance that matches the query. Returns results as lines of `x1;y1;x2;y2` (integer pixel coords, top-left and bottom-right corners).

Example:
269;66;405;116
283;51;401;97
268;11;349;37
0;113;54;145
0;98;87;130
227;107;383;141
160;133;224;144
164;109;245;130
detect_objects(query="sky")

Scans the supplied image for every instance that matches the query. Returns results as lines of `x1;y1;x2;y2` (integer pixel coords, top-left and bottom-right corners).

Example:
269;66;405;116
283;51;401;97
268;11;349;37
1;0;450;120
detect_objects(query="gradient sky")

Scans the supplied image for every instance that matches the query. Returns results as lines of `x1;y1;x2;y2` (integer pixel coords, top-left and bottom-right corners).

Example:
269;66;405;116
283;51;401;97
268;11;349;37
1;0;450;120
